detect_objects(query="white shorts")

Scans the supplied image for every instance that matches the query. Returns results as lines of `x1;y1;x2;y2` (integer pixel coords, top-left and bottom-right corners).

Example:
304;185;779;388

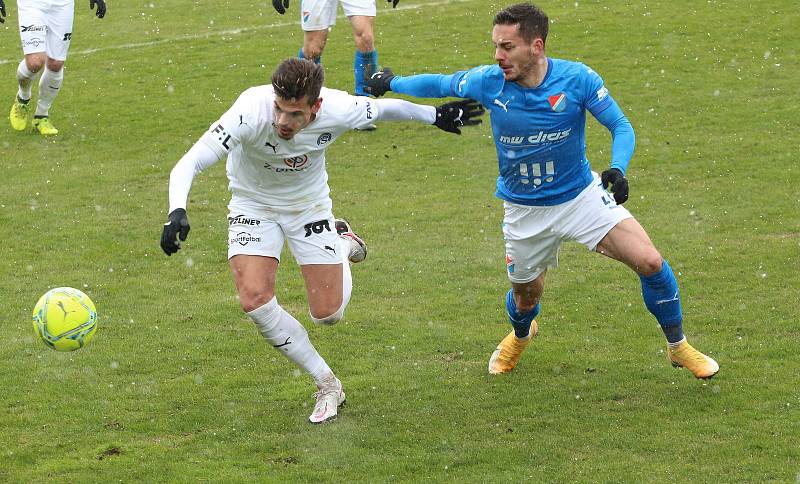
503;172;633;284
17;0;74;60
227;197;341;265
300;0;376;31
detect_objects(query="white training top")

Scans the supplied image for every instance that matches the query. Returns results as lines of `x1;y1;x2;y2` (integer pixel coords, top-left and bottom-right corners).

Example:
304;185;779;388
168;85;436;212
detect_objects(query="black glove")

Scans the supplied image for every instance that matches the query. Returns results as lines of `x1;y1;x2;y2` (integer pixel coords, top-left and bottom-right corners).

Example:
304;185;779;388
364;68;395;97
272;0;289;14
388;0;399;7
601;168;629;204
90;0;106;18
433;99;485;135
161;208;190;256
0;0;6;24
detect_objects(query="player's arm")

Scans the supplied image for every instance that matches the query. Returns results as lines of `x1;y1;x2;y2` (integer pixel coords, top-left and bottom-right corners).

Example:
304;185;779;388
592;100;635;204
160;138;223;256
161;106;251;255
365;68;464;99
372;97;484;135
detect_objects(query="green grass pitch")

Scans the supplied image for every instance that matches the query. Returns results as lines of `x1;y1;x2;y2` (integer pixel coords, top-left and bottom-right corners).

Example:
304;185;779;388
1;0;798;480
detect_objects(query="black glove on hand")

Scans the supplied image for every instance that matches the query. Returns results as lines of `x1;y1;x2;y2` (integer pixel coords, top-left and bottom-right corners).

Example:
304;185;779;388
161;208;190;256
90;0;106;18
272;0;289;14
601;168;629;204
388;0;399;7
364;68;395;97
0;0;7;24
433;99;485;135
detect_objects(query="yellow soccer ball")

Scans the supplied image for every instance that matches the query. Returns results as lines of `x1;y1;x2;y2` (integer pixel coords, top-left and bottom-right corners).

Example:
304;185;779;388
32;287;98;351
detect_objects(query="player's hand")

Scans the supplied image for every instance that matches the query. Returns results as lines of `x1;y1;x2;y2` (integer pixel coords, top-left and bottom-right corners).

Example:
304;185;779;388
0;0;7;24
387;0;399;8
433;99;485;135
364;68;395;97
601;168;629;204
161;208;190;256
90;0;106;18
272;0;289;14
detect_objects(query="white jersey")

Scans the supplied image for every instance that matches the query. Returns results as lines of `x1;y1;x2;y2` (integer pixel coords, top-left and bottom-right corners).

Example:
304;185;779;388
168;86;435;213
204;85;378;208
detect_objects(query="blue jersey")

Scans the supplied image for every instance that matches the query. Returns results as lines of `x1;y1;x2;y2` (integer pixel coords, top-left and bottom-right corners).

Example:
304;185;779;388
391;59;634;206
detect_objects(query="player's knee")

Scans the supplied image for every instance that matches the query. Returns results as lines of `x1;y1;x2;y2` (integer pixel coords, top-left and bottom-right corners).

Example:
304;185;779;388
26;54;46;73
238;288;275;313
353;33;374;52
516;297;540;314
303;44;323;61
309;299;345;325
46;58;64;72
637;251;664;276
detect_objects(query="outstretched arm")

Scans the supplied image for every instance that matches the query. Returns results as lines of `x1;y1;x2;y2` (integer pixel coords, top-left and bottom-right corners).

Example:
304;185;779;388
373;98;484;135
366;68;458;98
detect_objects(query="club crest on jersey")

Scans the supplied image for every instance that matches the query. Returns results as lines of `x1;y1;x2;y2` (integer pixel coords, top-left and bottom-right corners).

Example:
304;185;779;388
548;93;567;112
302;11;311;23
317;133;332;146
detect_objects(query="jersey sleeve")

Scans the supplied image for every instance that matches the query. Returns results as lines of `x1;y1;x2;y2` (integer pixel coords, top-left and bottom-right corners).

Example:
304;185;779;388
581;65;614;116
334;94;381;130
390;65;493;104
202;91;259;158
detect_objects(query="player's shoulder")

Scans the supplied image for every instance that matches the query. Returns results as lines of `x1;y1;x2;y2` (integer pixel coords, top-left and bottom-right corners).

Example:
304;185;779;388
318;87;369;117
550;58;602;81
455;64;505;97
238;85;274;103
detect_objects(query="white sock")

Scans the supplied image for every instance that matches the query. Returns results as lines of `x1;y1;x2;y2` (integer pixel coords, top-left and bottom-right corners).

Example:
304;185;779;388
248;297;332;384
35;67;64;117
310;236;353;325
16;59;37;101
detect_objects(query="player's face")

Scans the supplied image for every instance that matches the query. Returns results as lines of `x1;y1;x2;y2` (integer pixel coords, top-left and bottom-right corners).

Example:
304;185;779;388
492;23;541;84
273;95;323;140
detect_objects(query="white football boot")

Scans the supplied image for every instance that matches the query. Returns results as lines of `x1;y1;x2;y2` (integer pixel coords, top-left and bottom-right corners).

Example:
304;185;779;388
309;376;346;424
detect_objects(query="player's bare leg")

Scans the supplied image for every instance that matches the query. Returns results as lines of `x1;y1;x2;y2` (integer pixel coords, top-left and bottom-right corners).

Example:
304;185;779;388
489;274;544;374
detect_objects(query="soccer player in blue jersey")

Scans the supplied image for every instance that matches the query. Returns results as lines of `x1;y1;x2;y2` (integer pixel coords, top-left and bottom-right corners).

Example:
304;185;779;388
365;2;719;379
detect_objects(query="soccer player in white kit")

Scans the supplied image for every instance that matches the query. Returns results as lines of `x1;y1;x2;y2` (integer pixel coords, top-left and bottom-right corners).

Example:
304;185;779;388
160;58;484;424
6;0;106;135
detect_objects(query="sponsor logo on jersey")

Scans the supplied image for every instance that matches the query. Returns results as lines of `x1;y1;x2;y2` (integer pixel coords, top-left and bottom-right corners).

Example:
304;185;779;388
21;24;46;33
22;38;45;49
302;11;310;23
228;215;261;226
596;86;608;101
284;155;308;170
365;102;373;120
304;219;332;237
498;128;571;146
548;93;567;112
211;124;231;150
230;232;261;246
63;33;72;41
317;133;332;146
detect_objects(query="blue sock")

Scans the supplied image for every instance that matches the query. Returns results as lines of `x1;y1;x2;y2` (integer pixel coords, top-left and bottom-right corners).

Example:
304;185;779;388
505;289;540;339
639;259;684;344
298;48;321;64
354;50;377;95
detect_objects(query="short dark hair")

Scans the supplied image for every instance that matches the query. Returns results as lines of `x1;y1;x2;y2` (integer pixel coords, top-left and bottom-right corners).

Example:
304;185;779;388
493;3;549;45
271;58;324;105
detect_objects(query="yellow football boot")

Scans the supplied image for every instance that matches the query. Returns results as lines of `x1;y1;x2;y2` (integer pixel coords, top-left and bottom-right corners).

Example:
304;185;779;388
488;320;538;375
10;98;29;131
33;116;59;135
667;340;719;379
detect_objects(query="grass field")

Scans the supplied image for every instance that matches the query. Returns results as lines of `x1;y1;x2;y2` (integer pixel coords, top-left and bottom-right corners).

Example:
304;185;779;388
1;0;799;481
